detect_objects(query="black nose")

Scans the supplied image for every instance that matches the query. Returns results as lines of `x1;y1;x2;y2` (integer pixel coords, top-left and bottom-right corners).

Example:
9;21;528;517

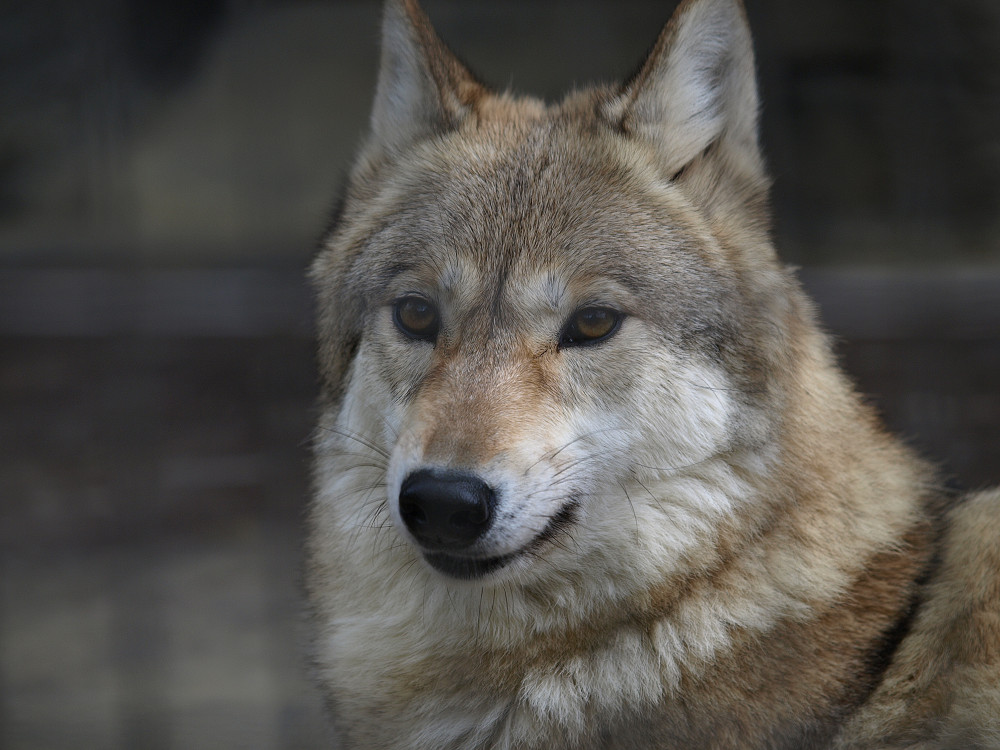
399;469;496;550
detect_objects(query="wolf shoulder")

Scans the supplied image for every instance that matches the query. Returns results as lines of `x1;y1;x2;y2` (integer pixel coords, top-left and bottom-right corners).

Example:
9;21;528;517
834;487;1000;750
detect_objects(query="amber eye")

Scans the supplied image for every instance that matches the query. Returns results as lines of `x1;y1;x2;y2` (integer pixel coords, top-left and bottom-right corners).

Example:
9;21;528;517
559;306;623;348
393;296;440;342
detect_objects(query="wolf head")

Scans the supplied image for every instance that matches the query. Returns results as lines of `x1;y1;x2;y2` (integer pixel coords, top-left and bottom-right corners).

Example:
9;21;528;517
312;0;802;588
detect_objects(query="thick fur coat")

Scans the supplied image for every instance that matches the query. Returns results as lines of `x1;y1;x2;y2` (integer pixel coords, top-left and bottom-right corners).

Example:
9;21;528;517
306;1;1000;747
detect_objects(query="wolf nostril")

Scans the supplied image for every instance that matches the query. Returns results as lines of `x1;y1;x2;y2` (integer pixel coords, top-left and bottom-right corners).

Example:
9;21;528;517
398;469;495;550
400;501;427;525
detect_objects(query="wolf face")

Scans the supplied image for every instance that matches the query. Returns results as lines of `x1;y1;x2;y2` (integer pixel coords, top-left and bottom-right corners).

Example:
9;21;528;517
312;0;791;587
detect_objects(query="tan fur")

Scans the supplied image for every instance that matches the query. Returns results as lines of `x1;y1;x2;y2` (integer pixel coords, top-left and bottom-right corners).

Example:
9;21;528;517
306;1;1000;747
832;488;1000;749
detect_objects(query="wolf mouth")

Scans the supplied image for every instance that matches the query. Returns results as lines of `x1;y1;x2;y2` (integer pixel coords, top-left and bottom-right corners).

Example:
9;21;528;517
423;551;516;579
421;498;580;580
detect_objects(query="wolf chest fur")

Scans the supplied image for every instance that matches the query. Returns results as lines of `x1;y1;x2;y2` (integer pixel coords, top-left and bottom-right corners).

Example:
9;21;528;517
306;1;1000;747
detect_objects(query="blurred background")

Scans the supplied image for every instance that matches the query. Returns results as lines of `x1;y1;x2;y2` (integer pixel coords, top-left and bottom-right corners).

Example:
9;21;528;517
1;0;997;747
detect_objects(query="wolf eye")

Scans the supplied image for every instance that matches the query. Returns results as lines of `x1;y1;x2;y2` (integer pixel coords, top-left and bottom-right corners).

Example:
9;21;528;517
559;307;623;348
393;296;440;342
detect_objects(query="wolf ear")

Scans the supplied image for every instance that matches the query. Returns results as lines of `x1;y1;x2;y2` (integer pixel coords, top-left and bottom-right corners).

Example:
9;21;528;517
604;0;766;203
370;0;484;152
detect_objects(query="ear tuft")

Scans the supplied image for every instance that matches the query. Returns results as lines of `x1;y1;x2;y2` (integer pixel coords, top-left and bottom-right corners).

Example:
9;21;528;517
603;0;761;180
370;0;485;152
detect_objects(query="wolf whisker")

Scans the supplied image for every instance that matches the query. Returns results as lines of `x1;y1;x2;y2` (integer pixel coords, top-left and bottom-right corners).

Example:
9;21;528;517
346;496;389;549
632;450;720;477
618;479;640;543
317;425;391;460
524;427;628;476
678;376;764;395
386;554;421;590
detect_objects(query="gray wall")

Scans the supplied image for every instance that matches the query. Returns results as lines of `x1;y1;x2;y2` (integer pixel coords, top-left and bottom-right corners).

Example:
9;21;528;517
2;0;999;268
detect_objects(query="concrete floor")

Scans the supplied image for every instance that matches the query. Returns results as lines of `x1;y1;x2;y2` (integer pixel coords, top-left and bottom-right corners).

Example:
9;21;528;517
1;285;998;748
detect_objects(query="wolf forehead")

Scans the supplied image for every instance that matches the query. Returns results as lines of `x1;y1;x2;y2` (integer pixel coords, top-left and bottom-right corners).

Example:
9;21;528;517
326;117;743;320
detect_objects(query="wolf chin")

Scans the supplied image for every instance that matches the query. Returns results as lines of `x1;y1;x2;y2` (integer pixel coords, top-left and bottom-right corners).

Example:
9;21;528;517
306;1;1000;747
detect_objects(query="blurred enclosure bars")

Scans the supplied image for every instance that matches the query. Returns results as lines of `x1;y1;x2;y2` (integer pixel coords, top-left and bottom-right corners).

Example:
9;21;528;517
1;1;999;748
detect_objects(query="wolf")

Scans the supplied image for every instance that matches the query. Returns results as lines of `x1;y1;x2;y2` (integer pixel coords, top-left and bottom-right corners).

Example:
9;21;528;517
306;0;1000;747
